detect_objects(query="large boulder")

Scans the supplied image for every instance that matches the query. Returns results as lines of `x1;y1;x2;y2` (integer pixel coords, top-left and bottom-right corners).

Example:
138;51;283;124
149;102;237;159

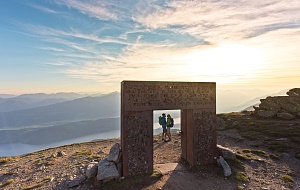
277;97;300;113
107;143;121;163
259;97;281;111
97;159;120;182
287;88;300;96
254;88;300;119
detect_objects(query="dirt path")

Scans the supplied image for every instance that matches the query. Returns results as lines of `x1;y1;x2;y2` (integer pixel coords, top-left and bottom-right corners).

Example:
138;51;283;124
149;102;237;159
153;163;236;190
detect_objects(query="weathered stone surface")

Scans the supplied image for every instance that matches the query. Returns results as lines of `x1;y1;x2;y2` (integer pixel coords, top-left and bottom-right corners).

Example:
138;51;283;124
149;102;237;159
121;81;217;177
97;159;119;182
107;143;120;163
254;88;300;119
259;97;281;111
86;161;98;179
68;176;87;188
257;110;277;118
219;156;232;177
297;112;300;118
216;117;225;130
117;162;123;176
287;88;300;96
217;145;236;160
277;112;295;120
279;99;300;113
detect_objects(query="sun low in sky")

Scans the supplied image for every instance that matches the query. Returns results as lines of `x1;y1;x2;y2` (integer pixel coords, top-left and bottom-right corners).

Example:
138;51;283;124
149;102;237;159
0;0;299;96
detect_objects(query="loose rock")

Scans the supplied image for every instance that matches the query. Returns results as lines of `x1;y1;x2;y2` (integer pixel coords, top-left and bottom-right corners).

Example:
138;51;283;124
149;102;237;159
68;176;87;188
97;159;120;182
219;156;232;177
277;112;295;120
107;143;121;163
86;161;98;179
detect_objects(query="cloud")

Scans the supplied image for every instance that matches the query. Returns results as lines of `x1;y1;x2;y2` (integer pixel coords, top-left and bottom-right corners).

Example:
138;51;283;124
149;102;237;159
61;40;255;84
62;25;300;87
38;47;65;52
43;61;72;66
134;0;300;43
53;0;118;20
27;4;57;14
22;24;132;62
17;0;300;90
246;28;300;68
25;25;128;45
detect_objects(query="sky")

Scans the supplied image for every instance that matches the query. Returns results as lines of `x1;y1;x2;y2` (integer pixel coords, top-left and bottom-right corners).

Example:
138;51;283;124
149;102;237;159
0;0;299;99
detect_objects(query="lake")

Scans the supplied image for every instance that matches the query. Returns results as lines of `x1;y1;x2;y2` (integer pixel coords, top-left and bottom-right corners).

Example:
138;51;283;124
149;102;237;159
0;130;120;157
0;117;180;157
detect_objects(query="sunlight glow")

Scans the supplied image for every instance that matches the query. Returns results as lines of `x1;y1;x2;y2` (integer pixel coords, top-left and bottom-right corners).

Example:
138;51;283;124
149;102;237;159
181;44;264;77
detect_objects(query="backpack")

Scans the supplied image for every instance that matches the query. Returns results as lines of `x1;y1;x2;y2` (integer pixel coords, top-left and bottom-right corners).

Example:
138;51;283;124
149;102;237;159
158;116;162;125
168;118;174;127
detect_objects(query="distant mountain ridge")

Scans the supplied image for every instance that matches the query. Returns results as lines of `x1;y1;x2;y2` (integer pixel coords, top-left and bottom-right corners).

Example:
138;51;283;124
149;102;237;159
225;89;289;112
0;92;87;112
0;117;120;145
0;92;120;129
0;94;16;98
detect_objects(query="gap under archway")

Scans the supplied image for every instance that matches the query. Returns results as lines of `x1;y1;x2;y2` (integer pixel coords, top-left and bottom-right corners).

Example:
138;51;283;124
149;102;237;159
153;110;181;165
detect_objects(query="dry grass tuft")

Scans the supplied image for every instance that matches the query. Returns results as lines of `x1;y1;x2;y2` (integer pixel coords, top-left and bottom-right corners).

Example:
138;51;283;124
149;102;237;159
235;172;248;182
282;174;294;187
0;179;14;187
0;157;18;165
71;149;92;158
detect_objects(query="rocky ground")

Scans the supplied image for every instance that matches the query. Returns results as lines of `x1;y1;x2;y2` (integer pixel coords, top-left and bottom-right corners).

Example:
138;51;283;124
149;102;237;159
0;111;299;190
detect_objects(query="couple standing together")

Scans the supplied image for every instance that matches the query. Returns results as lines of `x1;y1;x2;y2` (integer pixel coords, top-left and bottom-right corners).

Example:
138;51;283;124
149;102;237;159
158;113;174;142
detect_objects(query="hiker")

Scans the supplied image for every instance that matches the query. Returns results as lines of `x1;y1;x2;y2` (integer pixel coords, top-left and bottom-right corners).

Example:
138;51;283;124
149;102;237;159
165;114;174;142
158;113;167;141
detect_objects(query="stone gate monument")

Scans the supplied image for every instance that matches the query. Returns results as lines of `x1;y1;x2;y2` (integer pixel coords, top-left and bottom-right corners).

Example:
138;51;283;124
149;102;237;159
121;81;217;177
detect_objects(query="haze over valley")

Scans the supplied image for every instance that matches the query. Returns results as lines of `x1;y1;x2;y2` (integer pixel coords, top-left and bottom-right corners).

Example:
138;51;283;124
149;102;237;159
0;88;289;156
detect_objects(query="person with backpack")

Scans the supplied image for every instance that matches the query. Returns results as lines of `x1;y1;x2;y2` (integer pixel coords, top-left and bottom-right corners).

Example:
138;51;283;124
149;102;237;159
158;113;167;141
165;114;174;142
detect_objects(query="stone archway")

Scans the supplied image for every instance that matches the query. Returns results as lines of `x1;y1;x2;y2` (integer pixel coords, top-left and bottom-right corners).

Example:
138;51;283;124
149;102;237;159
121;81;217;177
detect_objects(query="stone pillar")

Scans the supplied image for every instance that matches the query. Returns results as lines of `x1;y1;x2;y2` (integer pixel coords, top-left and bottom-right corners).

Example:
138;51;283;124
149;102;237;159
122;111;153;176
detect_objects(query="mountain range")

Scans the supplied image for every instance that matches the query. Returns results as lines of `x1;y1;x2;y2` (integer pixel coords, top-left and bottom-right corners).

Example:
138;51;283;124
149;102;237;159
0;92;120;129
0;89;287;154
0;92;88;112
